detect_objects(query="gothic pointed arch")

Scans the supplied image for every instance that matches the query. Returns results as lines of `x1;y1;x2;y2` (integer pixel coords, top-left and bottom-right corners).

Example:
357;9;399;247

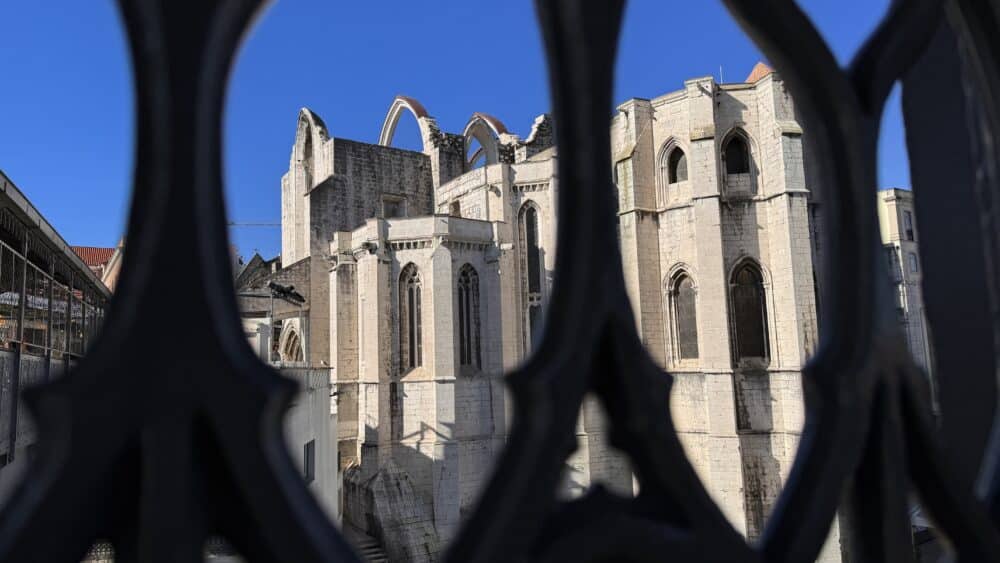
463;112;509;169
728;258;770;363
656;138;689;206
378;95;438;152
399;263;423;372
457;263;481;369
665;267;699;361
279;326;304;363
293;108;330;191
720;127;759;194
518;202;544;354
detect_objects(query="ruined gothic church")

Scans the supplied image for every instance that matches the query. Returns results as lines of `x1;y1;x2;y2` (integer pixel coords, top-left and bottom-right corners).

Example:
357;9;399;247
251;62;847;562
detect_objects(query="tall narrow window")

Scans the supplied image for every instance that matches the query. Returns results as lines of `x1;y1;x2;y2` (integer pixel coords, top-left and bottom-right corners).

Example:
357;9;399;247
303;440;315;484
671;273;699;360
519;204;544;353
725;136;750;174
400;264;423;371
668;148;688;183
457;264;481;368
903;210;915;241
731;262;769;360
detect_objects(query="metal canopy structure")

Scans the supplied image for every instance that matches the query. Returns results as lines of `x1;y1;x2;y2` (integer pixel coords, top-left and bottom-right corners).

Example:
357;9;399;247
0;1;998;562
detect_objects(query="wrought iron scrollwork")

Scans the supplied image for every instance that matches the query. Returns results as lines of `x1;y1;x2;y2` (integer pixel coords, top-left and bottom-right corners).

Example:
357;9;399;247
0;0;998;562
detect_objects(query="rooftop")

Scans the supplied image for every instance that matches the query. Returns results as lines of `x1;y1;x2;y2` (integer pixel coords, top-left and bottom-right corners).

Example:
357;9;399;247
745;61;774;83
72;246;116;267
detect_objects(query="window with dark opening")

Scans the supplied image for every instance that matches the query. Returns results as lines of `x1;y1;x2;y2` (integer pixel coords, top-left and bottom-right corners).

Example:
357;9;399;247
400;264;423;371
457;264;481;368
525;207;541;294
671;273;699;359
303;440;315;484
904;210;915;241
519;204;544;353
668;148;688;183
731;263;768;360
383;197;405;219
725;135;751;175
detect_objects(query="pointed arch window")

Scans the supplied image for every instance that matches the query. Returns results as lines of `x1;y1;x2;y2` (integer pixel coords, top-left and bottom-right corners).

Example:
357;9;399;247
457;264;481;368
283;329;304;363
731;262;769;360
722;132;756;195
656;144;687;207
519;203;544;353
724;135;750;174
670;273;699;360
667;148;688;183
400;264;423;371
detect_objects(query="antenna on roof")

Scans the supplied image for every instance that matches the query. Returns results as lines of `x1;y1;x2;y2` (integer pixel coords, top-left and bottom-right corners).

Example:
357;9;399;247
719;65;725;84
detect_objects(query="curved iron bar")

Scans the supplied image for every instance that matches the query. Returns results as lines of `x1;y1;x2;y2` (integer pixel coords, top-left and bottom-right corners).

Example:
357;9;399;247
0;1;359;562
449;1;763;562
944;0;1000;528
726;0;1000;562
0;0;996;562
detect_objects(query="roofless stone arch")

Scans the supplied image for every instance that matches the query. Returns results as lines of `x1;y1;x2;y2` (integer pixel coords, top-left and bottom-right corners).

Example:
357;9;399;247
463;112;510;167
295;107;329;153
378;95;438;151
290;108;331;196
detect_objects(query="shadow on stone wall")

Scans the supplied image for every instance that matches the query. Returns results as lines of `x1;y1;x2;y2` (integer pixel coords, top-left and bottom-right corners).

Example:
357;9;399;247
733;368;782;540
344;459;439;563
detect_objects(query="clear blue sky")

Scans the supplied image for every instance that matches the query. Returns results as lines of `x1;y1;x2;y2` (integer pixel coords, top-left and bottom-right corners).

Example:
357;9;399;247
0;1;906;260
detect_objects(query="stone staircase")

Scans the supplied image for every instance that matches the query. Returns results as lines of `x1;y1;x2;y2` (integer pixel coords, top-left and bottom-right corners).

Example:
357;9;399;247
344;524;390;563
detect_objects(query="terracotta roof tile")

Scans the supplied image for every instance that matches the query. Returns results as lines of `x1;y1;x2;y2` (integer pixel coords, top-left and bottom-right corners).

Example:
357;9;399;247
745;62;774;83
71;246;116;267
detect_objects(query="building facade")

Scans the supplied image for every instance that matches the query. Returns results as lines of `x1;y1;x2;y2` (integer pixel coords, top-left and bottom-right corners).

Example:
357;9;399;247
611;62;824;546
235;256;340;526
247;62;941;562
0;170;111;504
878;188;934;381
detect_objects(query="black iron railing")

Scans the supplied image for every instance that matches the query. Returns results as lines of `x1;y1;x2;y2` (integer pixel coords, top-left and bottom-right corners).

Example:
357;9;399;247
0;1;997;562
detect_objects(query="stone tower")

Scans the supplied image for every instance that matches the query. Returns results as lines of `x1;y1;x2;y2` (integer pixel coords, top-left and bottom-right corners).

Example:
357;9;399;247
611;63;839;560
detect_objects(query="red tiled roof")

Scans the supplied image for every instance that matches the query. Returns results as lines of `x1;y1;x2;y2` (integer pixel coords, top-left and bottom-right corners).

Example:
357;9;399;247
71;246;115;267
745;62;774;83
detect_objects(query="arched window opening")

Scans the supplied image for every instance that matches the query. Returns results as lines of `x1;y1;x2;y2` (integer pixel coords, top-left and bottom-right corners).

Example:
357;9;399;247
519;204;544;353
670;273;699;360
731;263;769;360
725;136;750;175
457;264;481;368
525;207;541;294
399;264;423;371
467;137;486;169
668;148;688;183
283;329;304;363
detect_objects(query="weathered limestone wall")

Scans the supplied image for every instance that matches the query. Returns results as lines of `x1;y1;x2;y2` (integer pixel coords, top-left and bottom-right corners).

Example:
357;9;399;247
330;139;434;225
